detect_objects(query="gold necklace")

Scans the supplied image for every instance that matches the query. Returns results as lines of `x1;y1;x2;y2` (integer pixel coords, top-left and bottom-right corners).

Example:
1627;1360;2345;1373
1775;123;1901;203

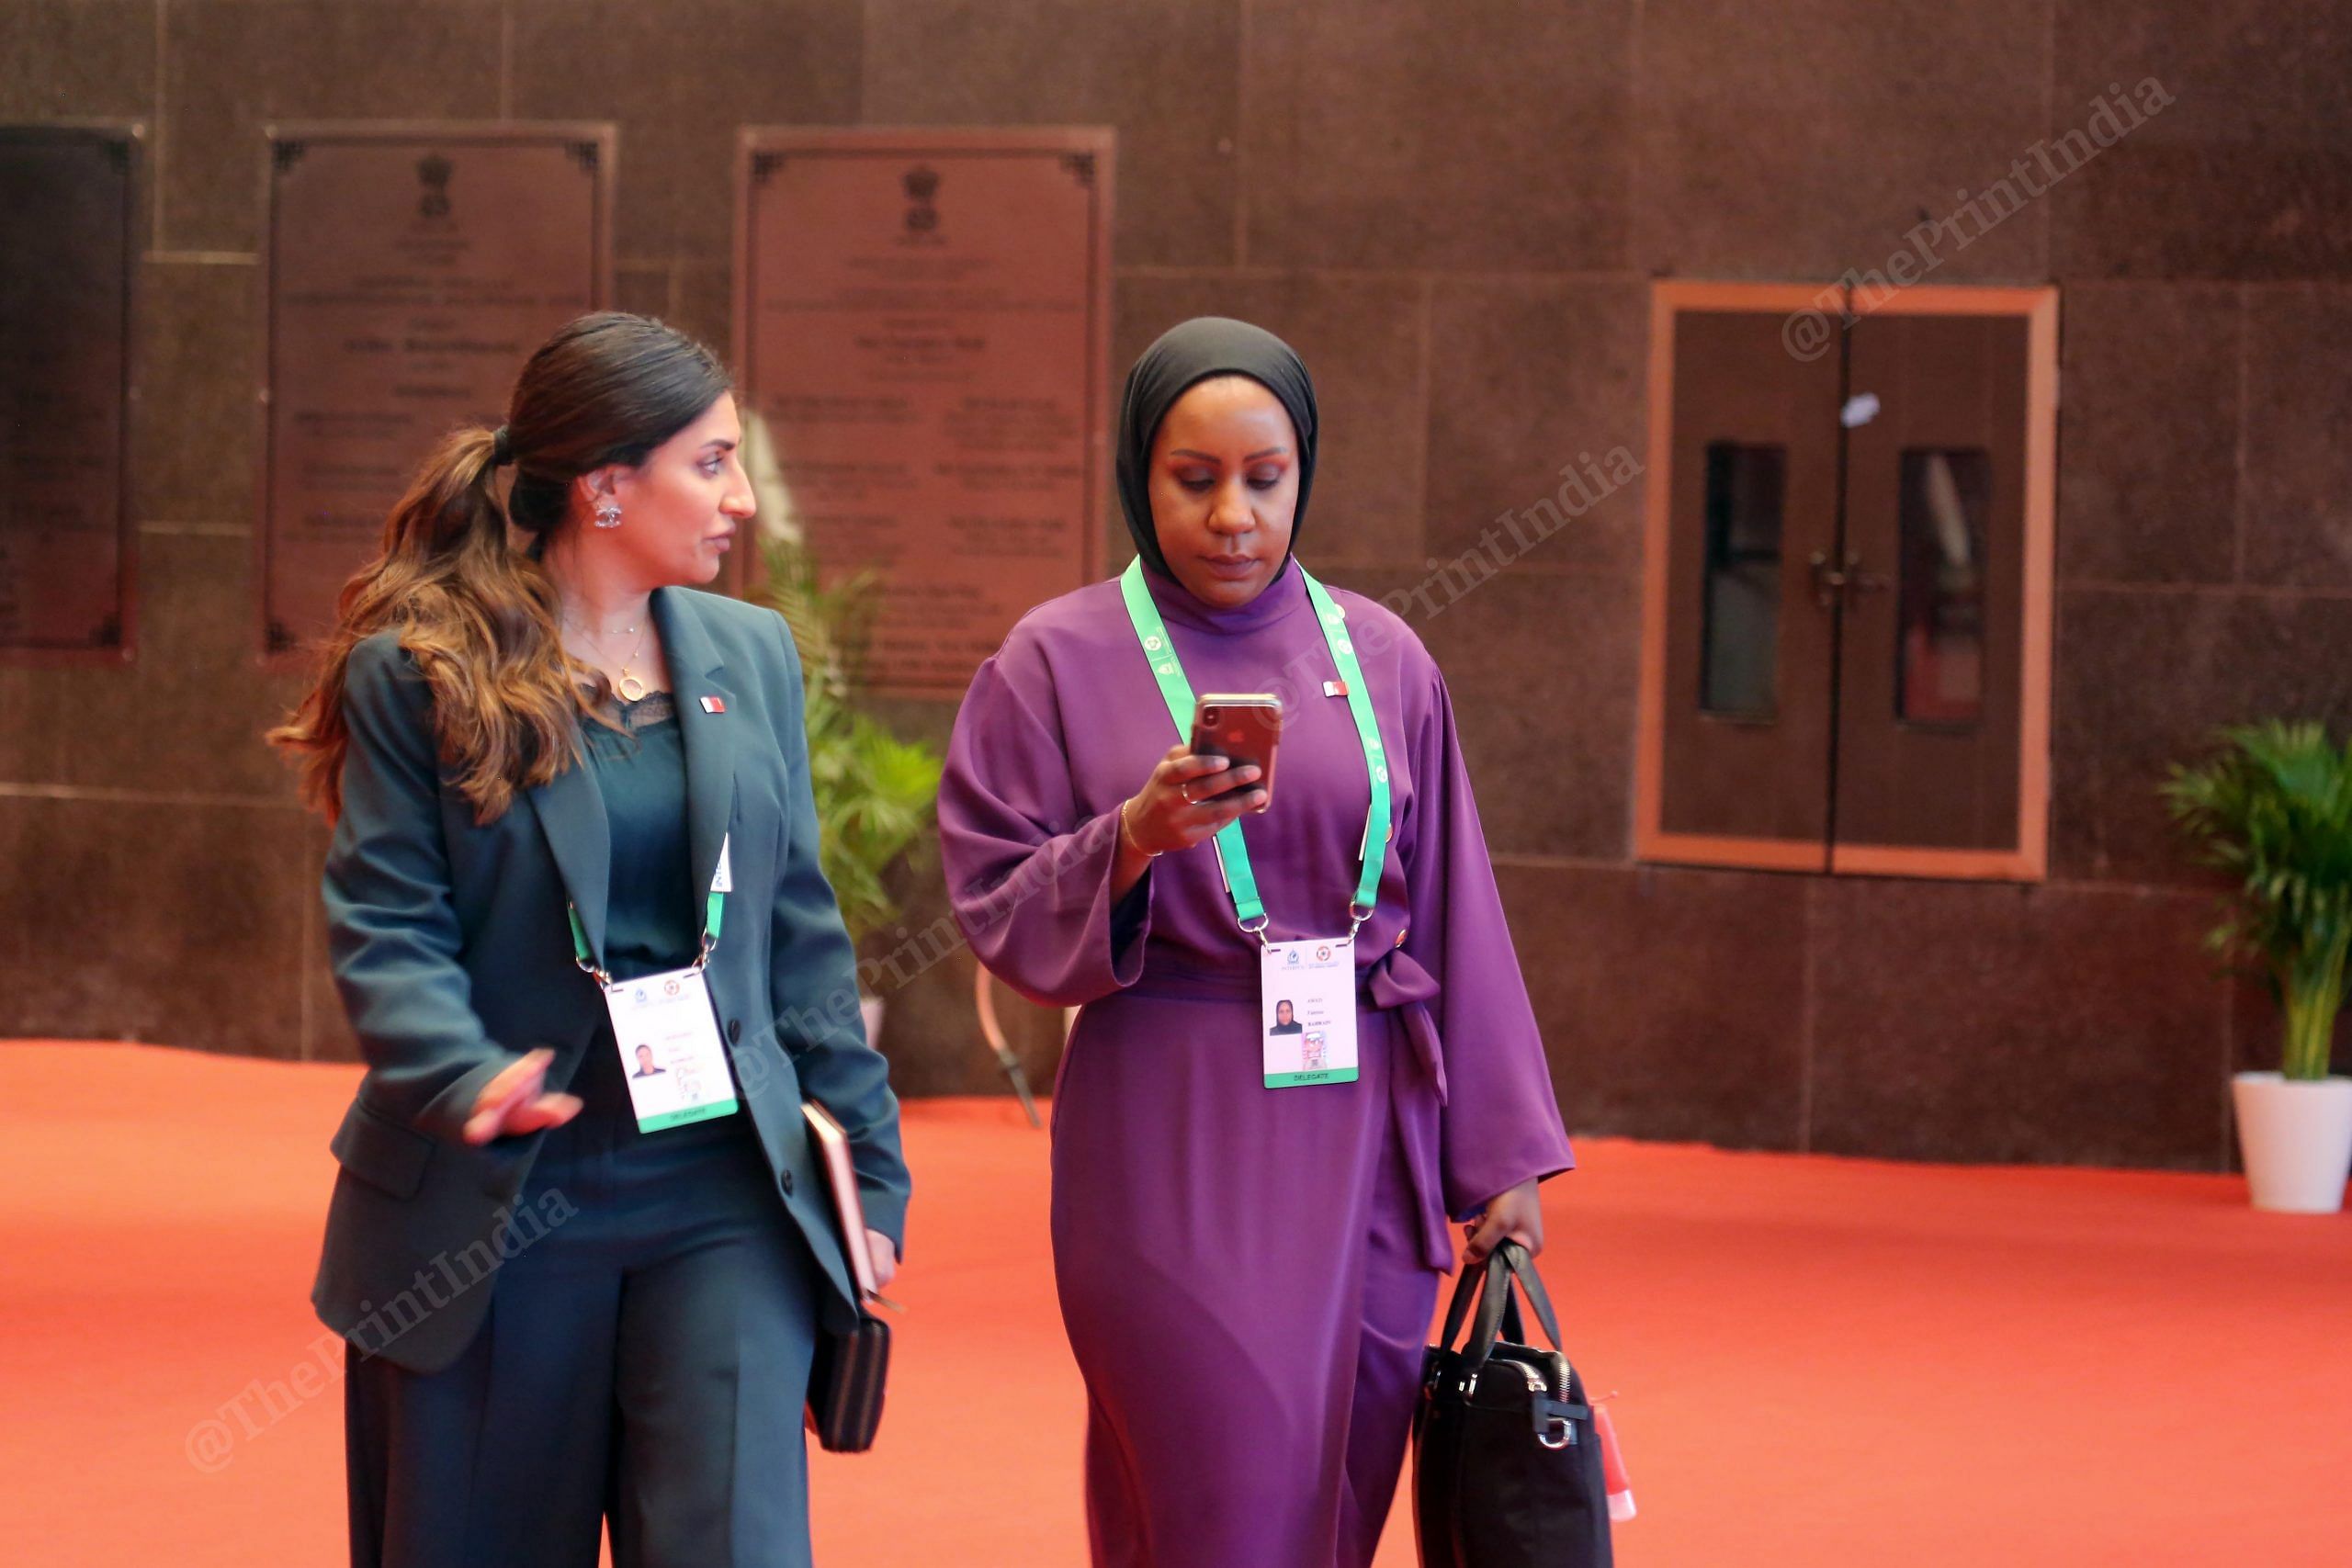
571;615;651;702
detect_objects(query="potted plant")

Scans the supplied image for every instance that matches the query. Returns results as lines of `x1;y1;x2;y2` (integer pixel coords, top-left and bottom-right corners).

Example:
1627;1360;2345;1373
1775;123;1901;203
2164;719;2352;1213
752;526;944;1050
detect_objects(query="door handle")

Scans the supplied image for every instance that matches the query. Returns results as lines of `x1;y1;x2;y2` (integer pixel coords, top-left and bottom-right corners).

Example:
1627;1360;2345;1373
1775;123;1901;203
1808;550;1846;610
1844;551;1891;594
1811;551;1890;610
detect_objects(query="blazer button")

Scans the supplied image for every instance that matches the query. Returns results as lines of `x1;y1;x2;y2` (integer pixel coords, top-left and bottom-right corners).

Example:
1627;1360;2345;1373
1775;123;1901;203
781;1170;797;1196
727;1018;741;1043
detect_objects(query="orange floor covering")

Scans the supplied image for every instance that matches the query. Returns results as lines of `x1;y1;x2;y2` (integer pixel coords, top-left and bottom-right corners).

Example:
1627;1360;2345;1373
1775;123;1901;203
5;1040;2350;1566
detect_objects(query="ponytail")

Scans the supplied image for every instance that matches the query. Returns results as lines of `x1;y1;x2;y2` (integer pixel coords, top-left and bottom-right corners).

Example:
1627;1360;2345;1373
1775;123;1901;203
271;311;732;826
268;423;584;826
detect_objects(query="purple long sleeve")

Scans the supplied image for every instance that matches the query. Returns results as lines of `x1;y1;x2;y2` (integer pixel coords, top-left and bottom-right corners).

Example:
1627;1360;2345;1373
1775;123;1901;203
939;635;1155;1009
1403;667;1576;1216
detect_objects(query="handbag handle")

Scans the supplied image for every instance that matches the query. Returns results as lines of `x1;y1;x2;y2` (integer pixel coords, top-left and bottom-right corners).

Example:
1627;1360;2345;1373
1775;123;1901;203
1438;1239;1566;1373
1469;1241;1565;1368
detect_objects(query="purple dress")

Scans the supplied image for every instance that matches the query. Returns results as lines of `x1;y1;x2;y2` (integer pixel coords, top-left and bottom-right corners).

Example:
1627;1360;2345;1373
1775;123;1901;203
939;559;1573;1567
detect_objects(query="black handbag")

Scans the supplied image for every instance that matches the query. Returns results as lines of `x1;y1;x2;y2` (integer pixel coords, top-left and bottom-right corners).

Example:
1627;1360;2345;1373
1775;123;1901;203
805;1310;890;1453
1413;1240;1612;1568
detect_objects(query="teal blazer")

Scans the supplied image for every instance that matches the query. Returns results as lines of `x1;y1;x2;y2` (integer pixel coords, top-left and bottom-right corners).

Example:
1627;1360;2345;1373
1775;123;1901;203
312;586;910;1374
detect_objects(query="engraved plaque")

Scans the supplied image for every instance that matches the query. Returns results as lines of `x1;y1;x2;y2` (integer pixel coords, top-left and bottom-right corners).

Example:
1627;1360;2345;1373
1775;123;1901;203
259;124;613;658
737;129;1113;699
0;124;141;662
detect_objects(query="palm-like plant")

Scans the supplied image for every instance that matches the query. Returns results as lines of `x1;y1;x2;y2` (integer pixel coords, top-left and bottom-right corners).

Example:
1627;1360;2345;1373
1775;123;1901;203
757;530;944;952
2163;720;2352;1081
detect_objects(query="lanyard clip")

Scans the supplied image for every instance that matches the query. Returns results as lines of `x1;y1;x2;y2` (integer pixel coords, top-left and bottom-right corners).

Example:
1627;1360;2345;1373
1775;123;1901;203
1238;913;1272;949
568;903;614;988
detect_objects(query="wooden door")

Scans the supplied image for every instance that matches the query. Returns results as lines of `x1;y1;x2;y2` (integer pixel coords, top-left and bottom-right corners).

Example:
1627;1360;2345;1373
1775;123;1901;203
1830;289;2054;878
1639;285;1844;870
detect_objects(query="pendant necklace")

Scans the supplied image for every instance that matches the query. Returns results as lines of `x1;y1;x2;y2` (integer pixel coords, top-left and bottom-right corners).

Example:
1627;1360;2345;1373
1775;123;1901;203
572;615;651;703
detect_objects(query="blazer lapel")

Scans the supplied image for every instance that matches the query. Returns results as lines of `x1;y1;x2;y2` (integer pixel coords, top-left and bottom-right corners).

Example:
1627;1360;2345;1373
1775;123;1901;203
654;587;737;928
527;746;612;971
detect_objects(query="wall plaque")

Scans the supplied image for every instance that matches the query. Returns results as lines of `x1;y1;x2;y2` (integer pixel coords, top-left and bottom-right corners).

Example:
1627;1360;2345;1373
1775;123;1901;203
0;124;141;663
258;123;614;658
736;128;1113;698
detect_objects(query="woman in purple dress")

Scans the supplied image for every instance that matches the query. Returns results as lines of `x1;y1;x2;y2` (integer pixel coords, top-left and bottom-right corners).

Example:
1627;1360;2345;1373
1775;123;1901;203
938;318;1573;1567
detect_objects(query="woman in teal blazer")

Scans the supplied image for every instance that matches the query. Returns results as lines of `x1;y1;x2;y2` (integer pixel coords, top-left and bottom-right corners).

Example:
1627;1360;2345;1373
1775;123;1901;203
275;312;910;1568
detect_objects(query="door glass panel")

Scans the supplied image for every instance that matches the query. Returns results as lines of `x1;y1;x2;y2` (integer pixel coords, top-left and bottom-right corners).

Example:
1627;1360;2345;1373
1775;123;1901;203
1700;442;1784;719
1896;448;1989;727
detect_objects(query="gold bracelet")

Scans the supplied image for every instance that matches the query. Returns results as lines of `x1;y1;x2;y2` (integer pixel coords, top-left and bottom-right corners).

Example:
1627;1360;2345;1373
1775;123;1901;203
1119;797;1161;859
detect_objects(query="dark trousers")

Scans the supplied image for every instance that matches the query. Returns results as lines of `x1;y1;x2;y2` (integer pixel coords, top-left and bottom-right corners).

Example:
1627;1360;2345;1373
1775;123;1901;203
345;1102;820;1568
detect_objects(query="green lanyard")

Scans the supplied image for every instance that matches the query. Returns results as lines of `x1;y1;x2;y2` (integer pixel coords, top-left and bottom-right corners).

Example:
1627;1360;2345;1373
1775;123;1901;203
1119;558;1390;939
568;881;725;989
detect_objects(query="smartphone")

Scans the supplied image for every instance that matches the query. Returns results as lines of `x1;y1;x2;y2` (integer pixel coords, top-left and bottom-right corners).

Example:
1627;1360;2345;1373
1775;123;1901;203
1188;694;1283;812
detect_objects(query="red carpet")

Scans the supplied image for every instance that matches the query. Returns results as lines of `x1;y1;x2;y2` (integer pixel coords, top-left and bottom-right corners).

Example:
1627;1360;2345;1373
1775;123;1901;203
5;1041;2349;1565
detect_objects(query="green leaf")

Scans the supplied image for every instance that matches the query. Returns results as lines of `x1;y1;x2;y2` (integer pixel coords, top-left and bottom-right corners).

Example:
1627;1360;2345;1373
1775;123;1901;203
751;529;945;953
2165;718;2352;1076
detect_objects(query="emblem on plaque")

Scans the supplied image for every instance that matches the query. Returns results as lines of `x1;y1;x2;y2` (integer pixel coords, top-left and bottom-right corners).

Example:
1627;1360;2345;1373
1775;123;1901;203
416;153;453;220
902;164;940;234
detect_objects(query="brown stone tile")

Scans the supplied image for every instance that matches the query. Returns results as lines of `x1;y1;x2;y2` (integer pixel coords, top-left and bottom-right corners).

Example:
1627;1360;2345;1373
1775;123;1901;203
2241;286;2352;589
1497;861;1810;1150
0;101;157;289
1811;878;2228;1168
2049;587;2352;885
132;259;258;525
1114;274;1428;569
160;1;504;252
52;530;311;797
615;262;672;322
1424;278;1646;578
0;668;64;783
864;0;1239;268
511;0;862;263
2055;283;2241;585
1333;565;1640;862
0;793;309;1056
2051;1;2352;279
1242;0;1632;272
669;262;735;368
1636;0;2050;283
0;1;157;121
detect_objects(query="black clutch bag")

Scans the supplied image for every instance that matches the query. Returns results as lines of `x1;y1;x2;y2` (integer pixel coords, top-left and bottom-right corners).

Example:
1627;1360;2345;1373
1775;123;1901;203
1413;1240;1612;1568
805;1310;890;1453
801;1100;891;1453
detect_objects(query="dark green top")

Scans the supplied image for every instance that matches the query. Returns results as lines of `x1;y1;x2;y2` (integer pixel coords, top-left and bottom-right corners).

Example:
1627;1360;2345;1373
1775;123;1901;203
581;690;700;983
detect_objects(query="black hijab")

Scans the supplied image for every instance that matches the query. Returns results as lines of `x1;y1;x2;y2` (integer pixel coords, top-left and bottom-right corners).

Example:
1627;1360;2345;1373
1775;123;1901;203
1114;317;1318;581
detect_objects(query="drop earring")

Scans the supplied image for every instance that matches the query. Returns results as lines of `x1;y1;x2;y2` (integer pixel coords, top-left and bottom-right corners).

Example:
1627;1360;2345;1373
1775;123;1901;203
593;498;623;530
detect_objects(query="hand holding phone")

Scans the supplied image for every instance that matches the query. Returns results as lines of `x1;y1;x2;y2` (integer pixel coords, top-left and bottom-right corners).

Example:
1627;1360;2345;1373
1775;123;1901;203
1187;694;1282;813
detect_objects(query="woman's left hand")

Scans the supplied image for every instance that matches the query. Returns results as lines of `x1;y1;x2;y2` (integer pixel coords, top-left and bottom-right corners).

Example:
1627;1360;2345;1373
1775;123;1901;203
865;1229;899;1293
1462;1179;1544;1267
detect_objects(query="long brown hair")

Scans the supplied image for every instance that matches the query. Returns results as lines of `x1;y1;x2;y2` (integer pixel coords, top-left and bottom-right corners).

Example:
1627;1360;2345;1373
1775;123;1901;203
270;312;732;825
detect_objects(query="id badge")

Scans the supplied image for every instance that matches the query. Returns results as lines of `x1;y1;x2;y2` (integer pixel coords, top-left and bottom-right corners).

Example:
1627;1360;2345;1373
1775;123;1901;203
1261;936;1359;1089
605;964;741;1133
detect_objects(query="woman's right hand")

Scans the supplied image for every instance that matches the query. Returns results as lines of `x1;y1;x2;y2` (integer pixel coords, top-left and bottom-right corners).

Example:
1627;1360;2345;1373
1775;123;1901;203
1121;742;1267;858
463;1047;584;1145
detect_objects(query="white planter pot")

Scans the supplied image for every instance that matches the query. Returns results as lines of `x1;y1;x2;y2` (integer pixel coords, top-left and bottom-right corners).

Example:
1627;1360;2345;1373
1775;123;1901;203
2232;1072;2352;1214
859;993;885;1048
